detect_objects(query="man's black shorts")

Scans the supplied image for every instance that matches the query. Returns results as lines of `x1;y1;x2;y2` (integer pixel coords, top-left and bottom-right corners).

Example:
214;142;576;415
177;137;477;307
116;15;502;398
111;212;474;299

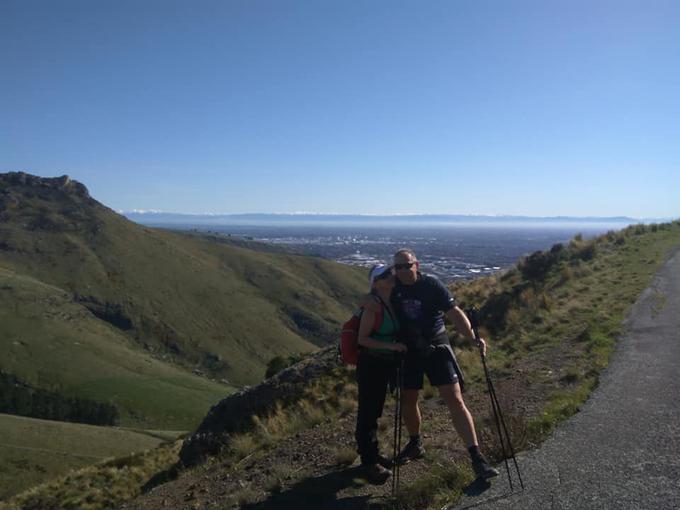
403;344;459;390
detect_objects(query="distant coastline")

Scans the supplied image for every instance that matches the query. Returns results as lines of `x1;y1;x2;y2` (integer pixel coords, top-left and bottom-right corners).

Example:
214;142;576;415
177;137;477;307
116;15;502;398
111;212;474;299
123;212;651;228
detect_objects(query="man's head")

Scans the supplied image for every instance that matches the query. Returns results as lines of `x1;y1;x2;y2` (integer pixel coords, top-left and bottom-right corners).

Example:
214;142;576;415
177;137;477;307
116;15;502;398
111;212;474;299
393;248;419;285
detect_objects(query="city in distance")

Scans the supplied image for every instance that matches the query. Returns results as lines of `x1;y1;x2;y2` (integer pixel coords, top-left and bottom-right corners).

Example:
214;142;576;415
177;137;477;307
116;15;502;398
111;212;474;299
126;213;642;282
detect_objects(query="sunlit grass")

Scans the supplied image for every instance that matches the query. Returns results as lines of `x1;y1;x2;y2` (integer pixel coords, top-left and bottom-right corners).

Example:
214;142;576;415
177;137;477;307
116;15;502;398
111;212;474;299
8;441;182;510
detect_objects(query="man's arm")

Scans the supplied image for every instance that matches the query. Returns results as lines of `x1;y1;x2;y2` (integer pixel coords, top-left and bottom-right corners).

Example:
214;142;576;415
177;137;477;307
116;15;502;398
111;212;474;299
445;306;487;356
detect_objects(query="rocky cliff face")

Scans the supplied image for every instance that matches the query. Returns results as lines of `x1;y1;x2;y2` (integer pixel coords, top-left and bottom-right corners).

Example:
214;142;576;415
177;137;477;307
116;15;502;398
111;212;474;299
0;172;90;196
0;172;100;232
178;346;339;468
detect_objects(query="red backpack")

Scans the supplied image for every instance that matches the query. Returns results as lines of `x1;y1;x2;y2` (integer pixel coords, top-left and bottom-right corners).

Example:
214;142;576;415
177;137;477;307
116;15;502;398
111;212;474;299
339;305;384;365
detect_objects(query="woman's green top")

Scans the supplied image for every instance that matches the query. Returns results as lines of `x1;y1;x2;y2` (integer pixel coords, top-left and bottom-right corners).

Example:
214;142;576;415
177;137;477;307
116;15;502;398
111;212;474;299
366;304;399;355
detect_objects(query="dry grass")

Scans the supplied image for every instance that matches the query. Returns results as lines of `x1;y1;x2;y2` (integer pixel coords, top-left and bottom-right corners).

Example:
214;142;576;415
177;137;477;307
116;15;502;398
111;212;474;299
230;433;258;460
334;445;358;466
8;441;181;510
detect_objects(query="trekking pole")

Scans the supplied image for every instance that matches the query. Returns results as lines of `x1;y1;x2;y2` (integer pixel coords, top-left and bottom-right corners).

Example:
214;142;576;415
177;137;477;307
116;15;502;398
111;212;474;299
467;308;525;491
397;357;404;492
392;363;398;497
392;358;403;497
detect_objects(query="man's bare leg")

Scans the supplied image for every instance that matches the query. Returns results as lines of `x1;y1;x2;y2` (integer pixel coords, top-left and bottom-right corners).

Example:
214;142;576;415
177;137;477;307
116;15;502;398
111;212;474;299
436;382;478;447
436;382;499;478
401;388;421;436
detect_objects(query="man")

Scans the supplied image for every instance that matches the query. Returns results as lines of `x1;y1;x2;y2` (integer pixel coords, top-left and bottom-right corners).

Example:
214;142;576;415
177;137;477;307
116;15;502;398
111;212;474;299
390;248;499;480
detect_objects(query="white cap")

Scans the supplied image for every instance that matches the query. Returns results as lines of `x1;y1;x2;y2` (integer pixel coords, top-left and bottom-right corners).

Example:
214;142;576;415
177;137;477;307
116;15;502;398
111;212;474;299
369;264;392;288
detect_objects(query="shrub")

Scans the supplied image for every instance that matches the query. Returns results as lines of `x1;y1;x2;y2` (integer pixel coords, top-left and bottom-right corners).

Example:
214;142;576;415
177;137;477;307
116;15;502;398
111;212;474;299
0;372;119;426
265;353;303;379
576;241;597;261
519;251;556;281
558;265;574;285
550;242;565;255
633;224;647;235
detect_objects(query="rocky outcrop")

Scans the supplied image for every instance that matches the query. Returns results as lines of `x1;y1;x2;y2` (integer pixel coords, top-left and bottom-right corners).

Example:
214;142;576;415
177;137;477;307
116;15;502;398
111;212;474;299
74;294;134;331
178;346;339;468
0;171;101;231
0;172;90;198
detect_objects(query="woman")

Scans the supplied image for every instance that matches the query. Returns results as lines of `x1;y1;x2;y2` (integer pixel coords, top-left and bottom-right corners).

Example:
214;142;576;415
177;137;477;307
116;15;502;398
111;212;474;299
355;263;408;483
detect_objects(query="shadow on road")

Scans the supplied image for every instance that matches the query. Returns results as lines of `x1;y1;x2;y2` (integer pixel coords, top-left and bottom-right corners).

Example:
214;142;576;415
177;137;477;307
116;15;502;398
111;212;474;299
462;478;491;497
446;477;517;510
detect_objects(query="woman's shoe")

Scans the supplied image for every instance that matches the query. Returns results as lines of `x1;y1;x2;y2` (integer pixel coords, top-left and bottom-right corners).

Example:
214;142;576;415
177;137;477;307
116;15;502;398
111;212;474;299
376;453;394;468
362;463;392;484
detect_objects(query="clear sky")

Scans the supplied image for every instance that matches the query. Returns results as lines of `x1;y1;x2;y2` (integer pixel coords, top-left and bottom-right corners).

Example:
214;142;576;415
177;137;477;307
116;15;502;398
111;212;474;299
1;0;678;217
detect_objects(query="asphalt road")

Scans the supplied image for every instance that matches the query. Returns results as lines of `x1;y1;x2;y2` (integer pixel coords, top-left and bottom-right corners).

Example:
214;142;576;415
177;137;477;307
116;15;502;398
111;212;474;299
449;248;680;510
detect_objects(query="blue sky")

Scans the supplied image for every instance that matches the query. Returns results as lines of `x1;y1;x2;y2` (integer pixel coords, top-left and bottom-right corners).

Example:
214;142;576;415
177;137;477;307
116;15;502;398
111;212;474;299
1;0;678;217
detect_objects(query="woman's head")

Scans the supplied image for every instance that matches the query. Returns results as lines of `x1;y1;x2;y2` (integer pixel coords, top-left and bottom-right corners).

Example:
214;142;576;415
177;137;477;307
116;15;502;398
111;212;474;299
369;264;395;291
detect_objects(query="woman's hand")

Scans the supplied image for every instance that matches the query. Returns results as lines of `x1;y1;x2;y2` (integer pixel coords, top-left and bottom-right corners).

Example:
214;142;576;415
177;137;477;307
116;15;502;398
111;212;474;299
391;342;408;353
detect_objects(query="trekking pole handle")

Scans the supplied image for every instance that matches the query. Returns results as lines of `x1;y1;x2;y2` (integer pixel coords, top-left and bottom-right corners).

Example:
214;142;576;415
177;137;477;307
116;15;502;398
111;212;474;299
466;308;485;358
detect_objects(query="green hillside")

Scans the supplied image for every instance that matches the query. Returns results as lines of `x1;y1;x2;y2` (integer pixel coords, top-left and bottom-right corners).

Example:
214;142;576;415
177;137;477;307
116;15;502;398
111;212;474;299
0;172;366;429
0;413;179;500
6;221;680;510
0;265;229;429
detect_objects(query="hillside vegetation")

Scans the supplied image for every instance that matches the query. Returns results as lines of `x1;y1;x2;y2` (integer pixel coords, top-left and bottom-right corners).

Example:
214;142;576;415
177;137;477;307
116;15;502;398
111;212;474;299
0;413;179;500
0;172;366;431
8;220;678;510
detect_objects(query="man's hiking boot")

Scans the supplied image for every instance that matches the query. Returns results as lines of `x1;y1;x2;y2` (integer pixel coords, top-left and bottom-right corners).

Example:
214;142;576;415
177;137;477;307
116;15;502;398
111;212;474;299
396;439;425;465
376;454;393;469
362;463;392;484
472;457;500;480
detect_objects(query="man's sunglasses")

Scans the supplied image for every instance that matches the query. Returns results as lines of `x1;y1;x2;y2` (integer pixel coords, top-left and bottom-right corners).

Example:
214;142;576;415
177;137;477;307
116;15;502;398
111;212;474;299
394;262;416;270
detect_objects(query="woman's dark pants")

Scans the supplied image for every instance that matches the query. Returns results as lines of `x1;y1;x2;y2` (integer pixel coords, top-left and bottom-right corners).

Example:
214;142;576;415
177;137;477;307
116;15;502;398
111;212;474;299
355;352;395;466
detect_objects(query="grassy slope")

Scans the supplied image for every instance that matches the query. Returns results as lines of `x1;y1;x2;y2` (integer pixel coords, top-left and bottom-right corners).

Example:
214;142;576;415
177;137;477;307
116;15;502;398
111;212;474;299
81;220;679;510
452;222;680;441
0;174;366;503
7;222;680;510
0;413;177;500
0;174;366;425
0;205;366;385
0;266;229;430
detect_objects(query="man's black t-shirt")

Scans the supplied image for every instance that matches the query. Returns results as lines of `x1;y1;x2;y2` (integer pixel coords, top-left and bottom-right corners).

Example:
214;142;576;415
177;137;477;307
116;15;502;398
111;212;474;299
391;273;456;347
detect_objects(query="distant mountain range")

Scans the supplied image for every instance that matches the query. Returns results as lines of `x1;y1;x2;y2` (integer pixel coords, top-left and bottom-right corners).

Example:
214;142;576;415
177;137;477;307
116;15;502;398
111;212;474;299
123;211;645;226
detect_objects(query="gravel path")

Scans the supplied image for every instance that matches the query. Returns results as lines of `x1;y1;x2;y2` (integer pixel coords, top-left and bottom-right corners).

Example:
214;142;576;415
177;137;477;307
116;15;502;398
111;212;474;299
449;248;680;510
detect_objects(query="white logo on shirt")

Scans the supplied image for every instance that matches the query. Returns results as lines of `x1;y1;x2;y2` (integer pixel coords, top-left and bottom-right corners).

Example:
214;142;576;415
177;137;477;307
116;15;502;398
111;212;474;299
401;298;422;320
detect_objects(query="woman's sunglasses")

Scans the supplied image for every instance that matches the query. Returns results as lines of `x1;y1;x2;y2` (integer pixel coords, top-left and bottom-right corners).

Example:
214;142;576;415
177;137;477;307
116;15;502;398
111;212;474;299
375;270;394;281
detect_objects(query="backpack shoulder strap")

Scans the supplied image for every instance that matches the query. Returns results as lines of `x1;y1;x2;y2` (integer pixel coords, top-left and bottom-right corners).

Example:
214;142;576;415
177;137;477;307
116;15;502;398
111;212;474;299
374;301;384;331
373;294;395;330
